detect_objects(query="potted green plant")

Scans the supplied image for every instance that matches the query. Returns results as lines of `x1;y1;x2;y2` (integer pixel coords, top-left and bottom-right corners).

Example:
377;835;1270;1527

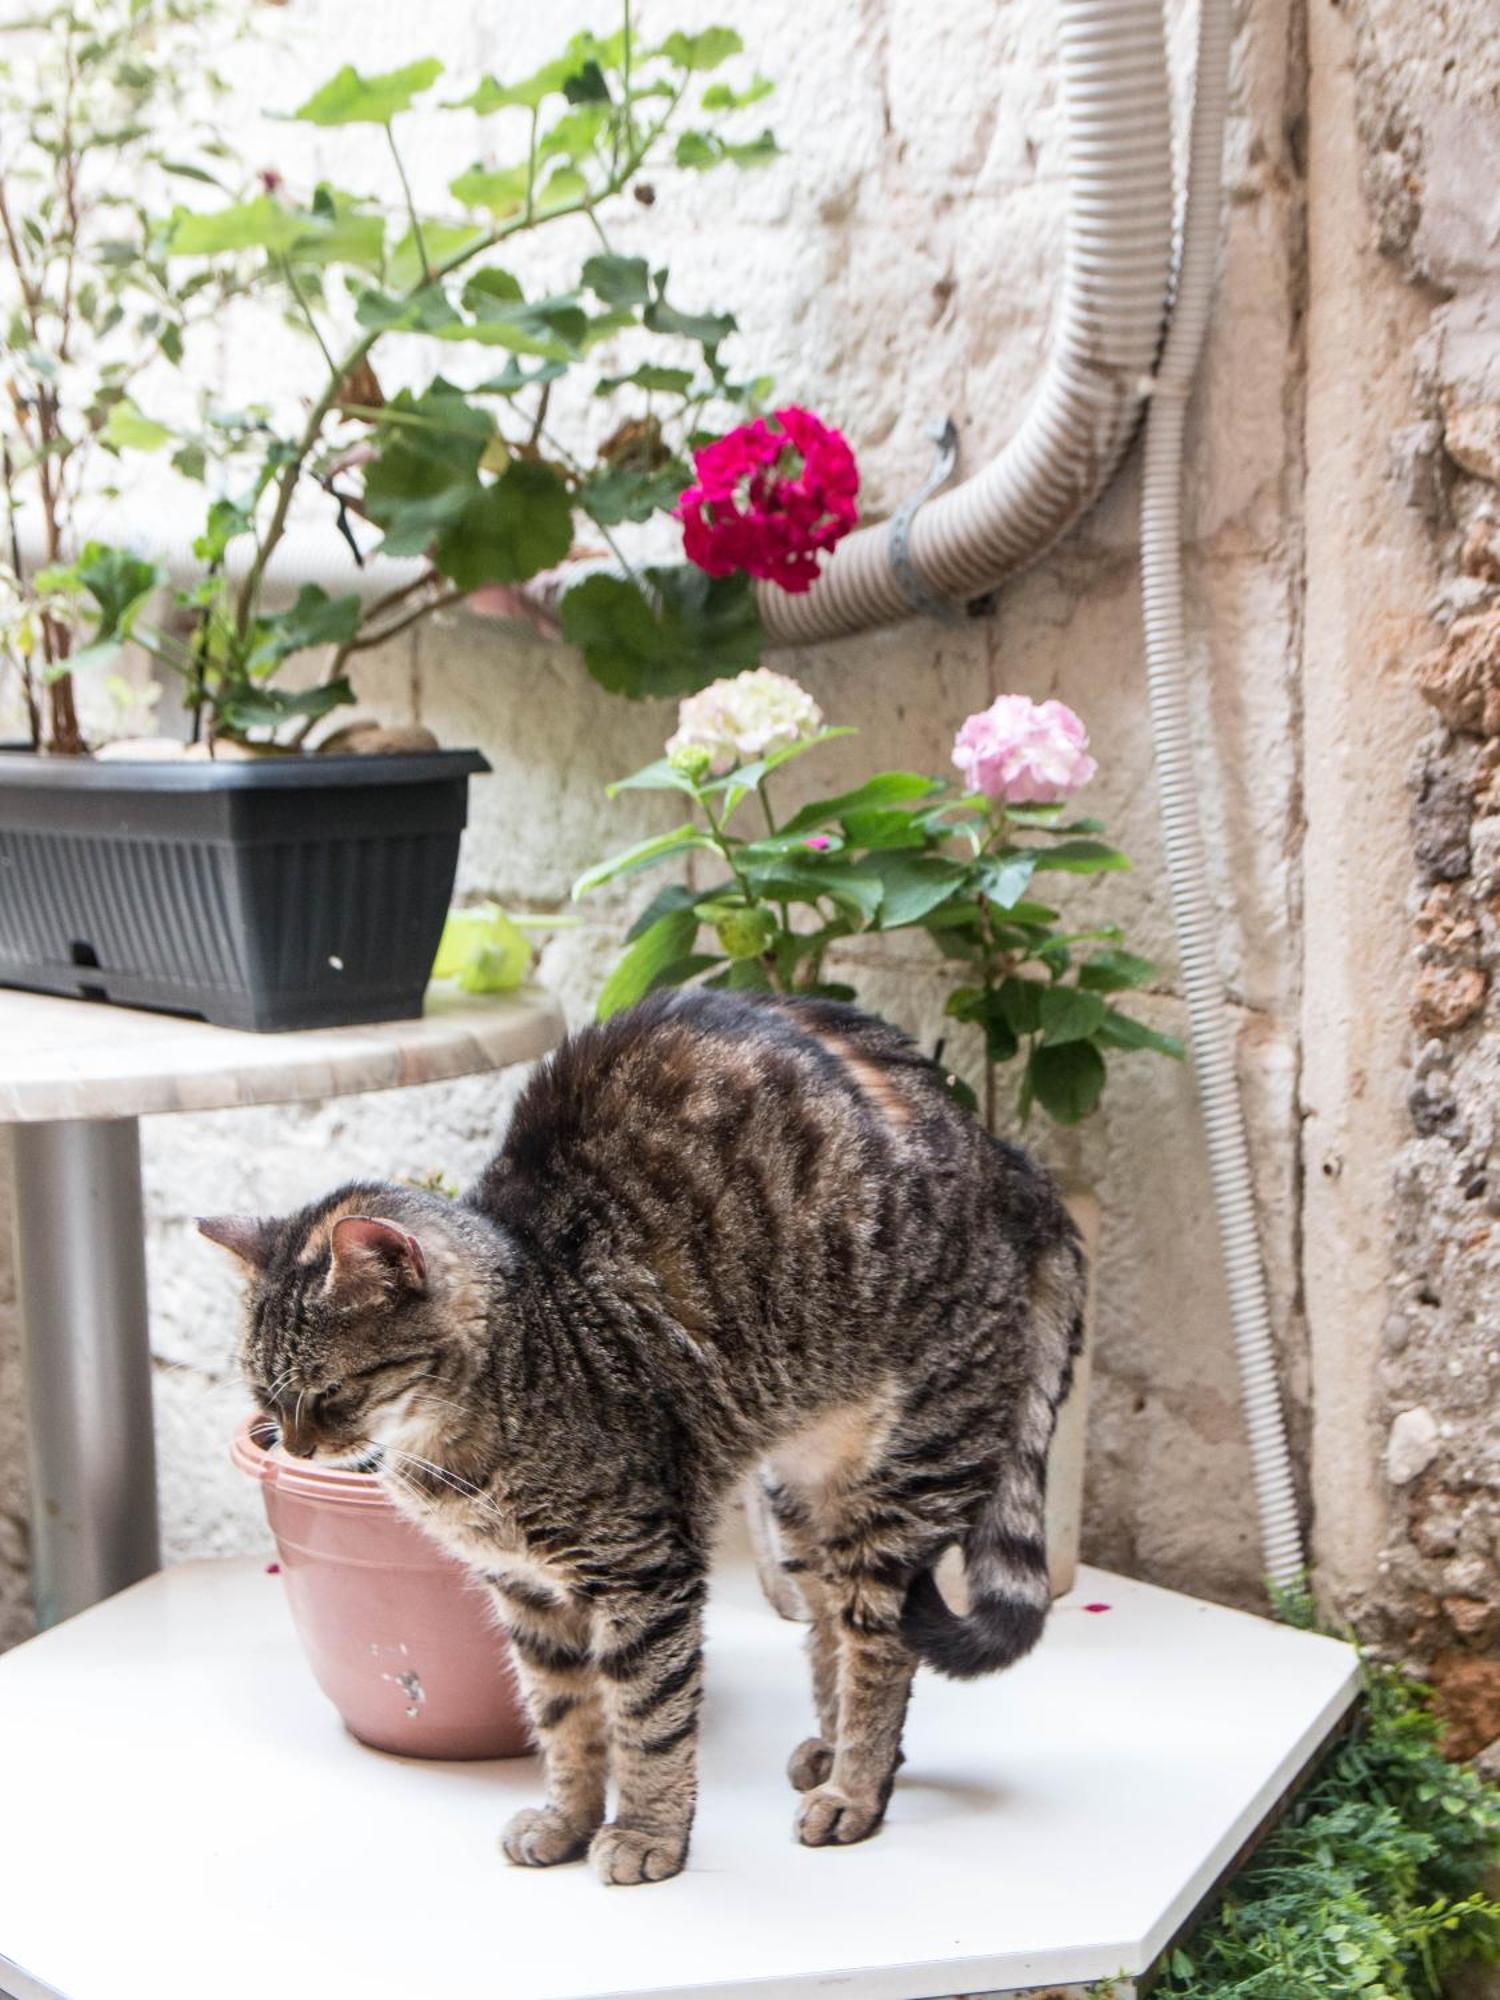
0;9;794;1028
577;671;1182;1124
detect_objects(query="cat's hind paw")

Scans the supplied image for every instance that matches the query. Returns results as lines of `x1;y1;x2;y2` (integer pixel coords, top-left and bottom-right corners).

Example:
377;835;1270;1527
590;1821;688;1886
787;1736;834;1791
501;1804;594;1868
794;1783;886;1848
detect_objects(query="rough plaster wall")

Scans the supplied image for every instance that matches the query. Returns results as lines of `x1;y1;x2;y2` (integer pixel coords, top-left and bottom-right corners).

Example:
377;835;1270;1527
0;0;1314;1638
1334;0;1500;1767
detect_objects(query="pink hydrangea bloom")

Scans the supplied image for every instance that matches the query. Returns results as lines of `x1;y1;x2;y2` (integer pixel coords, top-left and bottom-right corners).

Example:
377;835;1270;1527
677;407;859;595
952;695;1098;805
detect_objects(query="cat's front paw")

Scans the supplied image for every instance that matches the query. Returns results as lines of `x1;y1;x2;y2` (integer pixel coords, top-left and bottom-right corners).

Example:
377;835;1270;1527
794;1783;886;1848
787;1736;834;1791
501;1804;594;1868
590;1821;688;1886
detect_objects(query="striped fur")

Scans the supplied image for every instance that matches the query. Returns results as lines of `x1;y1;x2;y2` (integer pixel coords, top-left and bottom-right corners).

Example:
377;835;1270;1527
206;990;1086;1883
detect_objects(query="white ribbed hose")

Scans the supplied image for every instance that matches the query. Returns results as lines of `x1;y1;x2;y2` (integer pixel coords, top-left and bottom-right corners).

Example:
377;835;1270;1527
1140;0;1305;1586
759;0;1175;644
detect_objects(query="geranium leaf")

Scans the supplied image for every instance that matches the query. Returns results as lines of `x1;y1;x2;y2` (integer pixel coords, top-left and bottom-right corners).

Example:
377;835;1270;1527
432;460;574;589
561;567;762;699
293;58;442;126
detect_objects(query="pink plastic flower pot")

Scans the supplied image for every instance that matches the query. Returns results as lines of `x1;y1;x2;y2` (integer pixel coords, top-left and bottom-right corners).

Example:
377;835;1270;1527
232;1415;531;1760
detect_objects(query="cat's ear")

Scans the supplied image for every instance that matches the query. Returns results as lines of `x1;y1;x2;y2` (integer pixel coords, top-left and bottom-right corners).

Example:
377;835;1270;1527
197;1214;277;1272
328;1216;427;1300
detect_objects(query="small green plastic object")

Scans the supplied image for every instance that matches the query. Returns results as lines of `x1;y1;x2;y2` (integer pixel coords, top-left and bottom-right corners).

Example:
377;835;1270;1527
430;904;532;994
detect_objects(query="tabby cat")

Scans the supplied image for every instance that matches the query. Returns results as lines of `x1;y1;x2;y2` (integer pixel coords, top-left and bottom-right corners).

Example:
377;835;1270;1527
202;990;1085;1886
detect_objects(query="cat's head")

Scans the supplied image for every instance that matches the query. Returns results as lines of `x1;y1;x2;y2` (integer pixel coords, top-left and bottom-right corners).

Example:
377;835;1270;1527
199;1183;493;1466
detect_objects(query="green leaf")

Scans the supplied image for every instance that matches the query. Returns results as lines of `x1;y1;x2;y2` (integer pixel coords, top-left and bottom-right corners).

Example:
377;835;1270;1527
840;805;930;851
1032;838;1130;874
1037;985;1108;1047
287;199;385;272
387;221;488;291
167;196;304;256
361;383;494;557
702;74;774;111
475;357;572;397
1078;948;1157;993
444;275;587;357
596;363;695;397
451;39;614;113
36;543;162;643
657;27;744;70
644;292;736;346
192;498;255;566
219;679;356;732
1094;1008;1185;1059
245;585;361;673
433;460;574;590
1028;1041;1107;1125
563;58;610;104
674;128;779;171
945;987;1020;1064
101;400;171;452
353;283;461;334
582;253;650;307
744;859;883;923
978;852;1038;910
561;567;762;700
572;822;717;900
579;463;688;528
293;57;442;125
781;773;940;838
624;881;702;940
608;759;702;801
865;852;969;928
999;977;1044;1036
448;162;531;217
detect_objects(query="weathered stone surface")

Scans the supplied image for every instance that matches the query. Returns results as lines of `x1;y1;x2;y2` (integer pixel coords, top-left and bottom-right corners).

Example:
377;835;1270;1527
1443;1596;1500;1646
1416;882;1482;962
1387;1405;1441;1484
1430;1652;1500;1761
1411;753;1474;882
1411;962;1489;1034
1445;403;1500;486
1417;611;1500;736
1460;520;1500;583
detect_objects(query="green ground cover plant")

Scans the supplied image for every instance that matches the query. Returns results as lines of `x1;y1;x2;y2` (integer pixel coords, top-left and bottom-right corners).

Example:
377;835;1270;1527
1152;1608;1500;2000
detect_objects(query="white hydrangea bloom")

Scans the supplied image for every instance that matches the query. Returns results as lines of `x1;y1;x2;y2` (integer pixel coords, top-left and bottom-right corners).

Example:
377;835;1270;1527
666;668;823;776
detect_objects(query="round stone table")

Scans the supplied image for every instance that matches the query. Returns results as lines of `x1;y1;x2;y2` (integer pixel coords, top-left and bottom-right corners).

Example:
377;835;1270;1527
0;985;563;1628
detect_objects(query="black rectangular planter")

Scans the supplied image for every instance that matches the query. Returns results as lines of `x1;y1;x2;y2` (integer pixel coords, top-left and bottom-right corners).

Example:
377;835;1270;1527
0;748;488;1032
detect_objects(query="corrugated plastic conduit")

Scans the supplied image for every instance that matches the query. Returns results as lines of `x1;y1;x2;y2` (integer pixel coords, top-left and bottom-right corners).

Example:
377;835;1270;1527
760;0;1306;1586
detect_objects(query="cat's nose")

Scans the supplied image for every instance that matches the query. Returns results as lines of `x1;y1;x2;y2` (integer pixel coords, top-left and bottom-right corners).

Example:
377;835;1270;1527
281;1426;318;1459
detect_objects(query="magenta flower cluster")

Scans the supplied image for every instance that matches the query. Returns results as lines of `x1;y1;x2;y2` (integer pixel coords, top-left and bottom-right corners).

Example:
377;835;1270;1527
677;406;859;594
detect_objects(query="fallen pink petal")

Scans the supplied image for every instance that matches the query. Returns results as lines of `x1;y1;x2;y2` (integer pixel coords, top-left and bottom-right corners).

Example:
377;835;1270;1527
1082;1602;1112;1614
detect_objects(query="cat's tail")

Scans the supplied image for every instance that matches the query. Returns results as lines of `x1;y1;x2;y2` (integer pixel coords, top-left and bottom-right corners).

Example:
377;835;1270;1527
900;1229;1087;1680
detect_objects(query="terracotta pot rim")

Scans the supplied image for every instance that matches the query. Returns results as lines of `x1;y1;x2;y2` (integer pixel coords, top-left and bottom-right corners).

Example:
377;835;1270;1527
231;1411;398;1511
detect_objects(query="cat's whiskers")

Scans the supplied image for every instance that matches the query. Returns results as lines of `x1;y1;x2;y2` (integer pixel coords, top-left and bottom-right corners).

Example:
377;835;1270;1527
382;1444;509;1527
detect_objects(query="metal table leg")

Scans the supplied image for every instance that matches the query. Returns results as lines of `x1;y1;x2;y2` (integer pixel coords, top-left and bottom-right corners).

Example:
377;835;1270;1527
9;1118;160;1628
